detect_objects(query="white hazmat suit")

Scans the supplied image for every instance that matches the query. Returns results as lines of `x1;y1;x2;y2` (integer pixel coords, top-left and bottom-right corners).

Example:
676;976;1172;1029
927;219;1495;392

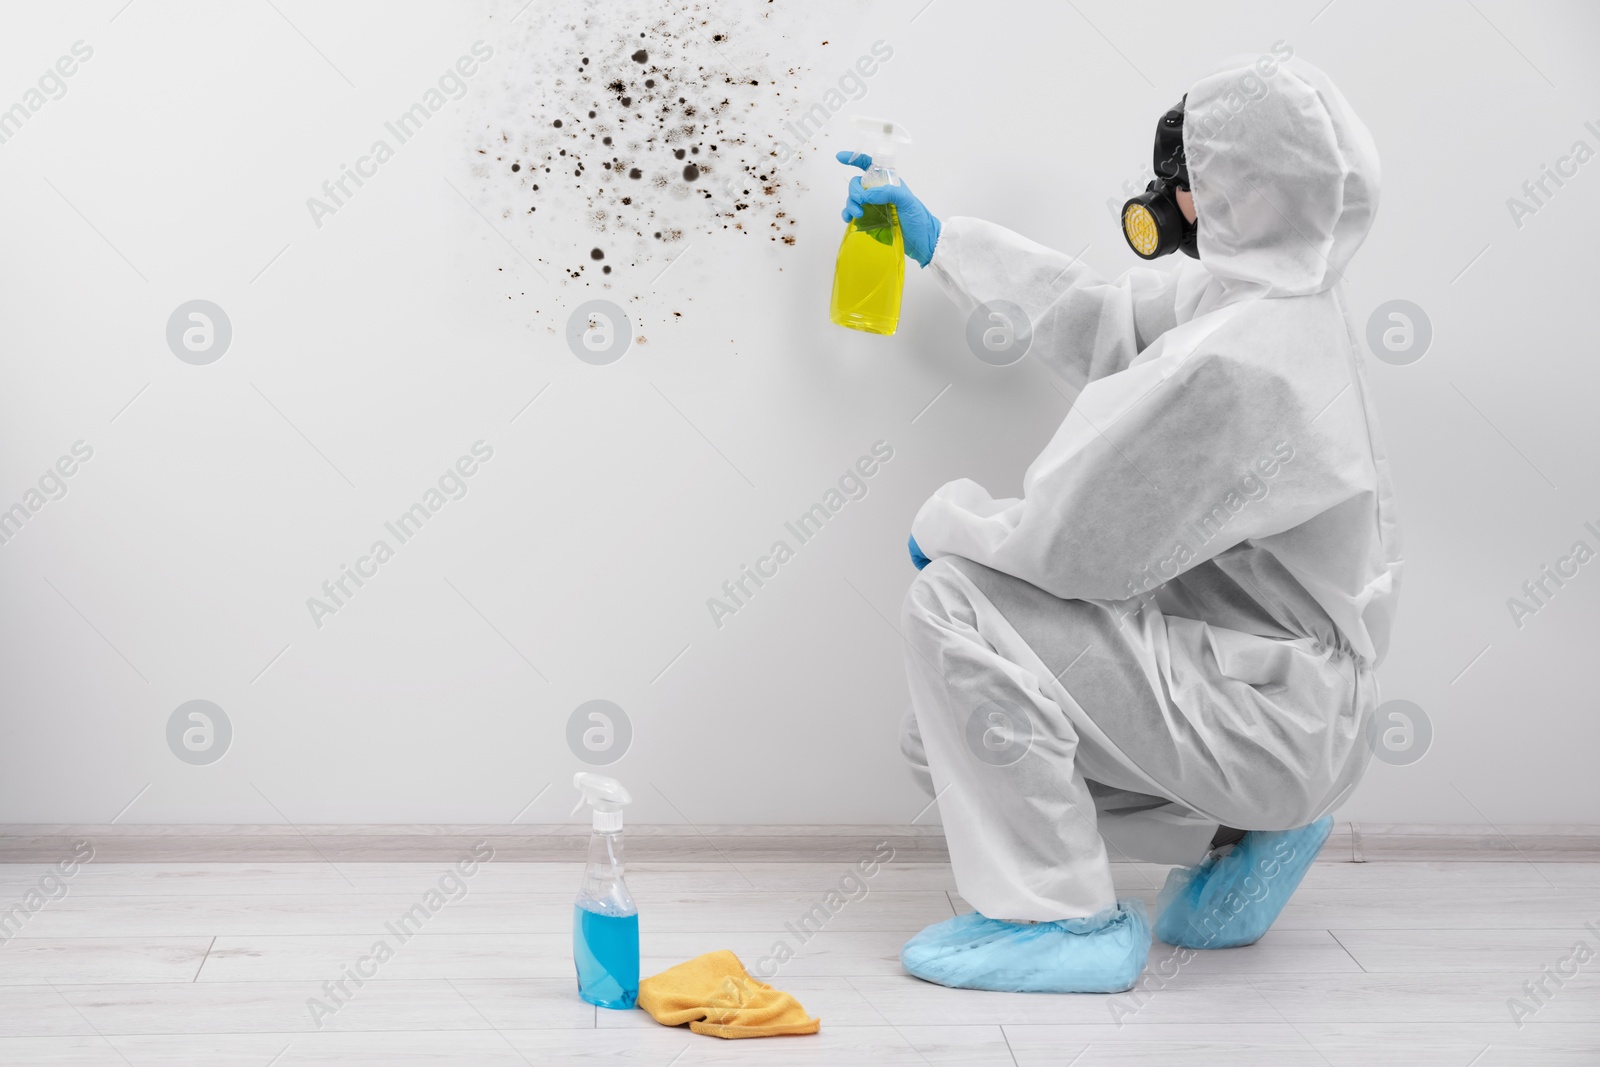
901;56;1402;922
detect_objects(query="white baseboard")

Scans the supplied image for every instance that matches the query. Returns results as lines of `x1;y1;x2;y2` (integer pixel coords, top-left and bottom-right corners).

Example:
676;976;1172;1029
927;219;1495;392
1;823;1596;863
0;824;947;863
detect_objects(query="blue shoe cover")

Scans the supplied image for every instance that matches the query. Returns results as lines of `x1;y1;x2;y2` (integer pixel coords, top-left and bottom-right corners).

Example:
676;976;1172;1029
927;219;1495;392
900;900;1150;993
1154;815;1334;949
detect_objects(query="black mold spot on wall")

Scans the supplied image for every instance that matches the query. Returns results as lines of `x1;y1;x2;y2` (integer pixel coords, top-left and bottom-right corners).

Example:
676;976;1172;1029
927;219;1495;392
469;0;809;303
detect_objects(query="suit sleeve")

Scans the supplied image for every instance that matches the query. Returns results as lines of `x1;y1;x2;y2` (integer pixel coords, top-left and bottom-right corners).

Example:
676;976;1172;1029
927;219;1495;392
927;216;1189;393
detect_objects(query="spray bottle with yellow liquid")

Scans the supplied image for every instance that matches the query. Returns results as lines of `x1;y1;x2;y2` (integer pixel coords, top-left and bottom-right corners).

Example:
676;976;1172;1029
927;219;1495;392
830;117;913;336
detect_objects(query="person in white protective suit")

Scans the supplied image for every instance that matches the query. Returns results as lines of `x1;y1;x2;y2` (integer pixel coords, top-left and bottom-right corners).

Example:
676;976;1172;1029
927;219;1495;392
838;54;1402;993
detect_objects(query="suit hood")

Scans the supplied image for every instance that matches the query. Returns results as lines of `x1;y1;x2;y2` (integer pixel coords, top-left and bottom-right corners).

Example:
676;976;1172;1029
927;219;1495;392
1184;55;1380;296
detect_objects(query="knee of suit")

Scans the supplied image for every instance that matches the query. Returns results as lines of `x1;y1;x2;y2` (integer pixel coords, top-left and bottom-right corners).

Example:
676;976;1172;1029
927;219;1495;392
901;555;975;628
900;706;929;767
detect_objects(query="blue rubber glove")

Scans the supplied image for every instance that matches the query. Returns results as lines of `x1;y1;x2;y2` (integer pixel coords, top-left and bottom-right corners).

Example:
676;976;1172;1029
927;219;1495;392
838;151;941;268
908;534;931;571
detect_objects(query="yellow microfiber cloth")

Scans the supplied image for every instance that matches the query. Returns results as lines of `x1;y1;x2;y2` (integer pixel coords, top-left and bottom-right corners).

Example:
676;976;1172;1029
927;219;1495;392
637;950;821;1039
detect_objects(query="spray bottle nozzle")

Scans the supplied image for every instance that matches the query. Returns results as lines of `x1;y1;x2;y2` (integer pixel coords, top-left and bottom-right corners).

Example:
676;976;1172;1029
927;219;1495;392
846;115;912;172
572;773;631;833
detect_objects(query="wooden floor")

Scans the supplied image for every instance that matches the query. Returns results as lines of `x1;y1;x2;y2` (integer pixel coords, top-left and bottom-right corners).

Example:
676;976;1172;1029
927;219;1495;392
0;857;1597;1065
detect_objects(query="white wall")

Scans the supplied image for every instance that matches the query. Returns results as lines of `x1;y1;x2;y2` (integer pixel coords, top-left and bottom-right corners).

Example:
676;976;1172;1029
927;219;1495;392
2;0;1597;827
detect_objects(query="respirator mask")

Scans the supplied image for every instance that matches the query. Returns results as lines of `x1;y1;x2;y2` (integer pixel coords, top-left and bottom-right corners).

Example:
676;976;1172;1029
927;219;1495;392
1121;96;1198;260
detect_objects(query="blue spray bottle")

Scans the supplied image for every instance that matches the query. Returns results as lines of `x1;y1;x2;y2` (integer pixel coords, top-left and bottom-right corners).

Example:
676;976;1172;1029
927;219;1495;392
571;772;639;1009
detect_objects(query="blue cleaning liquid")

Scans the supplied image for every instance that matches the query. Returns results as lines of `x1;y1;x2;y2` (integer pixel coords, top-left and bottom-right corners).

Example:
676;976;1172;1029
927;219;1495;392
573;903;639;1009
